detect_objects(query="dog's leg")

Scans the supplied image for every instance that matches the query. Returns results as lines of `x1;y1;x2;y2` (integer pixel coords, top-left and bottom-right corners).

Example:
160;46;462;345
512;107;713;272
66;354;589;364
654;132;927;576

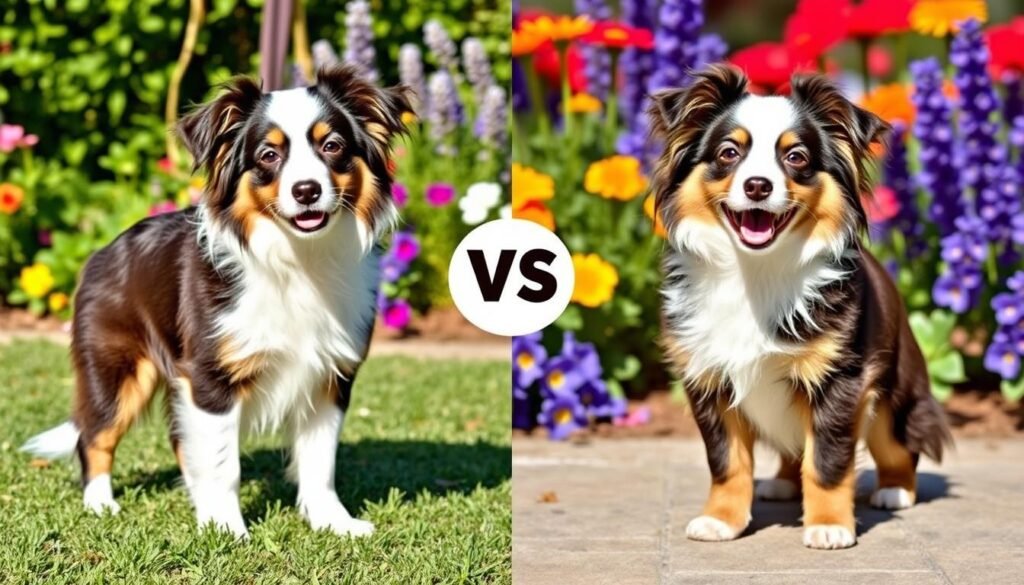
686;399;755;542
756;454;802;501
173;377;247;539
74;354;160;515
289;375;373;538
866;401;917;510
798;388;859;550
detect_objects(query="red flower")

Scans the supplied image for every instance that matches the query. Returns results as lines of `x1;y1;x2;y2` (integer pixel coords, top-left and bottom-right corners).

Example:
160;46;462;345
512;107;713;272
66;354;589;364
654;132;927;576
986;17;1024;78
864;186;900;223
730;42;814;91
580;21;654;51
848;0;913;38
532;42;587;93
785;0;851;61
868;45;893;77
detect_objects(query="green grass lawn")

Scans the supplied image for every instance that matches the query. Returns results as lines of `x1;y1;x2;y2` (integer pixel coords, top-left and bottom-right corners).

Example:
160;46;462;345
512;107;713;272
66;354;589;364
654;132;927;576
0;340;510;584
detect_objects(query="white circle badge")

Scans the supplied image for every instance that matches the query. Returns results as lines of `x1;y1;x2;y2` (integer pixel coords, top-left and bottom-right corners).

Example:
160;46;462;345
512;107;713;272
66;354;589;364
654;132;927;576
448;219;574;336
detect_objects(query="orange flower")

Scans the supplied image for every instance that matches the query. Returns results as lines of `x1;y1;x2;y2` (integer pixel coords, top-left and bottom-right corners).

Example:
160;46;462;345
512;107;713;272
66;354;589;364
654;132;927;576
512;163;554;208
511;29;548;57
910;0;986;38
860;83;915;126
515;199;556;231
643;195;667;238
584;156;647;201
0;183;24;214
519;15;594;44
567;93;602;114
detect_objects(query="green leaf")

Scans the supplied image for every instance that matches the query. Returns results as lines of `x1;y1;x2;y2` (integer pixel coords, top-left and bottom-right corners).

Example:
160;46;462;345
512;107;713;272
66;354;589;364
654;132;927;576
610;355;641;381
108;90;126;123
1001;378;1024;402
929;310;957;344
928;351;966;384
930;381;953;403
908;311;937;357
554;305;583;330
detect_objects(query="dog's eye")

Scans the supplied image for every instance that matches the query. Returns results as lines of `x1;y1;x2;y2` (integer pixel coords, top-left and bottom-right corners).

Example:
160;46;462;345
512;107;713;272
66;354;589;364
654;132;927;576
785;151;808;168
260;150;280;164
717;147;740;164
322;141;342;154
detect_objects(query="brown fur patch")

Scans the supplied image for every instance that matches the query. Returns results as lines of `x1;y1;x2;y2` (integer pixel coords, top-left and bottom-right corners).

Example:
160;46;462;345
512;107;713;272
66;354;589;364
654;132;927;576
796;396;856;531
348;157;386;229
777;130;801;151
311;121;331;143
265;128;285;147
788;172;847;246
674;163;728;226
787;333;844;391
775;454;803;484
217;339;268;387
701;406;755;531
866;400;918;498
728;127;750;147
83;358;159;479
232;171;279;237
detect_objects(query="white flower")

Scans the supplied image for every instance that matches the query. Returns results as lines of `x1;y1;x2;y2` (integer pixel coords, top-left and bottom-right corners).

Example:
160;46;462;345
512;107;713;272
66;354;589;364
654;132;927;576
458;182;503;225
499;204;512;219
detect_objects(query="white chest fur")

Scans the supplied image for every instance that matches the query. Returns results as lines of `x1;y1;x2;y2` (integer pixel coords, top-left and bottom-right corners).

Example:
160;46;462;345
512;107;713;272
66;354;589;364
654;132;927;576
206;212;379;434
663;246;846;454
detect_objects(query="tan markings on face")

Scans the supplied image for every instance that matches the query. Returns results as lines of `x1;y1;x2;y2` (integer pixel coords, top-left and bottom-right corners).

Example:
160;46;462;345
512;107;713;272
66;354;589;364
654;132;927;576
233;171;280;237
865;398;918;501
795;395;857;533
674;162;730;227
777;130;801;151
727;127;750;147
366;122;389;144
700;404;755;532
311;121;331;143
349;157;385;228
787;332;844;393
788;172;847;244
83;358;159;479
265;128;285;148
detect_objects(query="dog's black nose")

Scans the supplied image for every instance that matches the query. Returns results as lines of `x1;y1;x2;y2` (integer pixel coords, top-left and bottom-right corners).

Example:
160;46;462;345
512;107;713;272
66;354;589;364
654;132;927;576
292;181;322;205
743;177;773;201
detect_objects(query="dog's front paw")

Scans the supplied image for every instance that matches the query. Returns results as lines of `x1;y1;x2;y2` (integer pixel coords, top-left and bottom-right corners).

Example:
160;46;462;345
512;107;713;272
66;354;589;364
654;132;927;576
685;515;744;542
803;524;856;550
197;512;250;540
83;475;121;515
756;478;799;501
301;495;375;538
870;487;915;510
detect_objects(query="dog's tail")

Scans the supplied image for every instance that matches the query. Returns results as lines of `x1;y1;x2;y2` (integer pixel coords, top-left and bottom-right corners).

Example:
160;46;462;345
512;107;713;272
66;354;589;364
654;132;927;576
905;389;954;464
21;421;80;460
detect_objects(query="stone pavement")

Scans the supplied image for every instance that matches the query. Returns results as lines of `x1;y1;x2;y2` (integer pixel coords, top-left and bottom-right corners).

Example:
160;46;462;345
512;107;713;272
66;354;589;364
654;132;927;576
513;437;1024;585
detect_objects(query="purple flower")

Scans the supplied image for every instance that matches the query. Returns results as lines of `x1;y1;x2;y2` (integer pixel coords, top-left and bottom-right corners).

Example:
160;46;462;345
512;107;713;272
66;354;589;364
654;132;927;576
880;122;925;256
398;44;426;115
952;20;1000;200
462;37;494;109
1009;272;1024;292
575;0;613;100
382;298;412;329
312;39;340;69
561;331;602;382
695;33;728;69
424;19;459;75
513;332;548;390
425;182;455;206
984;340;1020;380
911;57;962;236
392;182;409;207
476;85;508;149
1004;73;1023;125
540;355;587;397
343;0;377;82
577;379;626;418
380;254;408;283
932;273;973;314
512;0;530;112
391;231;420;263
993;293;1024;325
538;392;588;440
648;0;703;93
426;70;463;152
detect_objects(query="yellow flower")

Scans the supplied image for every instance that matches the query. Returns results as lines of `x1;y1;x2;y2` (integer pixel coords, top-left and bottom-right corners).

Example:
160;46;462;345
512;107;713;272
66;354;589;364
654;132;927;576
512;163;554;209
584;155;647;201
401;111;418;125
910;0;986;37
643;195;668;238
19;263;54;300
48;292;69;313
571;253;619;308
0;183;24;215
519;15;594;43
568;93;602;114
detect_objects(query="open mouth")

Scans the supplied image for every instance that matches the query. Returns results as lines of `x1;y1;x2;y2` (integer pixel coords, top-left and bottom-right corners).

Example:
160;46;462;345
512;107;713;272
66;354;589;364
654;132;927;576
721;205;796;249
290;210;330;233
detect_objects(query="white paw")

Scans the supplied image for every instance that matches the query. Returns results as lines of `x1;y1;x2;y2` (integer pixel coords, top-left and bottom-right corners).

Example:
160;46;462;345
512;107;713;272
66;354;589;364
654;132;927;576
197;512;250;539
301;495;375;538
803;524;856;549
870;487;915;510
756;478;799;501
685;515;743;542
83;474;120;515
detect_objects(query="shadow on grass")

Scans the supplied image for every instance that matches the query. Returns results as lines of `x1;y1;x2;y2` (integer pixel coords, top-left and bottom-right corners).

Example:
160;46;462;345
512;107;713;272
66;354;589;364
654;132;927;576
121;439;511;519
745;471;952;538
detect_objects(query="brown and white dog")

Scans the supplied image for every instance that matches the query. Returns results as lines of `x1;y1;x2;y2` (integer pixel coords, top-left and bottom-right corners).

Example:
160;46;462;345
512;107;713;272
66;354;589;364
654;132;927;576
648;65;951;549
22;65;410;539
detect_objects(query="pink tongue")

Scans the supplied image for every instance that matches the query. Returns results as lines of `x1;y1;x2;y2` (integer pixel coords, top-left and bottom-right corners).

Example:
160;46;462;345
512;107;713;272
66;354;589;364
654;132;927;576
295;212;326;230
738;210;774;246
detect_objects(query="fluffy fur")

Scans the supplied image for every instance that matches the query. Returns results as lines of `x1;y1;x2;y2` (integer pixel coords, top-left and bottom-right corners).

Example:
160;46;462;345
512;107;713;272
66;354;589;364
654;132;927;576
21;65;411;539
649;65;951;550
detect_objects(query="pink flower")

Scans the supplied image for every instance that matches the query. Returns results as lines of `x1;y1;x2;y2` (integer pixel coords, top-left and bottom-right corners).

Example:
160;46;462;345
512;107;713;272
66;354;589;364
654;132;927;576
382;299;412;329
0;124;39;153
392;182;409;207
37;230;52;247
392;231;420;263
613;406;651;428
425;182;455;207
148;201;178;217
157;157;174;173
864;186;900;223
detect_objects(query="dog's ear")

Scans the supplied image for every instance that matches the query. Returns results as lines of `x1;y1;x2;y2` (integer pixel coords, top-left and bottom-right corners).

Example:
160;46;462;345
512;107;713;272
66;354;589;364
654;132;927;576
178;77;264;174
789;74;891;153
648;64;748;142
314;65;413;154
